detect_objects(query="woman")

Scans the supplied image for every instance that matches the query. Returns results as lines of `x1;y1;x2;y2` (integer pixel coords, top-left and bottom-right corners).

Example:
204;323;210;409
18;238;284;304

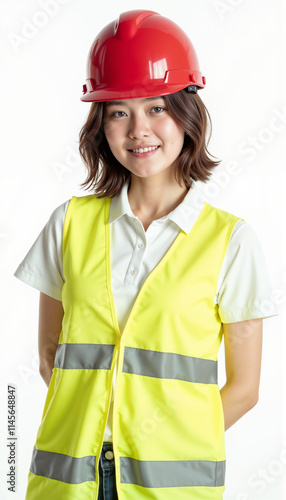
15;9;277;500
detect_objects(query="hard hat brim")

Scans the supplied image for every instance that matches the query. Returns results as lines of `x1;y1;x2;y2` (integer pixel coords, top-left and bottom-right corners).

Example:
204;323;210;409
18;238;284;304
80;82;205;103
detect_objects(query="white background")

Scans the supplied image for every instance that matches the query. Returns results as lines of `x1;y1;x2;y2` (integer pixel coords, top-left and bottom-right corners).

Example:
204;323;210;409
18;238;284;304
0;0;285;499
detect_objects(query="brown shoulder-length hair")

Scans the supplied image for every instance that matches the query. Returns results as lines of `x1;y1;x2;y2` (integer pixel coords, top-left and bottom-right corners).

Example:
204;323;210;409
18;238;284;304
78;89;220;198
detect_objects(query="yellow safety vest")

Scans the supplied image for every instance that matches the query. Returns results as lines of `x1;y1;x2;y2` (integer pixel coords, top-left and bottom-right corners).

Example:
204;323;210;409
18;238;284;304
25;195;241;500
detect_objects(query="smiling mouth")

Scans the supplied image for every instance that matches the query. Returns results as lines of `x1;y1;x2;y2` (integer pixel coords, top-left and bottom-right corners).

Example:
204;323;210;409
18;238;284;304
128;146;160;153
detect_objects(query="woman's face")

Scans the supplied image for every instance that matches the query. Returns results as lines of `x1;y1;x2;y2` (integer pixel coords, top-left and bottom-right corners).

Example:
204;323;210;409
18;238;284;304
103;96;185;182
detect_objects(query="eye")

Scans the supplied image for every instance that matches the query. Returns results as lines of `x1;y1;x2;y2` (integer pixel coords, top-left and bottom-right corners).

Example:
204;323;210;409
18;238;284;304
151;106;166;114
111;111;127;118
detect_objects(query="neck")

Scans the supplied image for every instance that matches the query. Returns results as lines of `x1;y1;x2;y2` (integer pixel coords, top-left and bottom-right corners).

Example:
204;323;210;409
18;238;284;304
127;175;188;230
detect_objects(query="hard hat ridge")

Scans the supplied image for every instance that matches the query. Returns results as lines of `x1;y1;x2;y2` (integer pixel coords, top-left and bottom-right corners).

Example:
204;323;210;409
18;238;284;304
114;10;158;41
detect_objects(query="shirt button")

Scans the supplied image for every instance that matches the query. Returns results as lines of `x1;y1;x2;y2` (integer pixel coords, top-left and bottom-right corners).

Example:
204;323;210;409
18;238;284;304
105;451;114;460
129;268;137;276
138;242;144;249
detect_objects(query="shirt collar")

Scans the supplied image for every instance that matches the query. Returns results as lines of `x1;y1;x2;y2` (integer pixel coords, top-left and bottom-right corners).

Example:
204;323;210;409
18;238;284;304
109;180;205;234
109;182;133;224
167;182;205;233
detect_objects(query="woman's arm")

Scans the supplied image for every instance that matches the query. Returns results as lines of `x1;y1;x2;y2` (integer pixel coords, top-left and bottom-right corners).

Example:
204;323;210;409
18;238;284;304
38;292;64;387
220;318;263;430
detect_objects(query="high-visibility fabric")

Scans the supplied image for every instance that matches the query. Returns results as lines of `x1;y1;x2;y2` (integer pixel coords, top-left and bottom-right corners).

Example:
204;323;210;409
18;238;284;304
25;195;241;500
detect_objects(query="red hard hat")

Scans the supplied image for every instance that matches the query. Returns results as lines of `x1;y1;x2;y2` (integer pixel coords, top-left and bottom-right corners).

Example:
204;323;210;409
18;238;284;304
81;10;205;102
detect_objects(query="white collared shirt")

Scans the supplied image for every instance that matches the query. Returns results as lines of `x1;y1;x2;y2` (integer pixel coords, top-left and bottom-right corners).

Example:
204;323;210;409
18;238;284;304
14;181;278;441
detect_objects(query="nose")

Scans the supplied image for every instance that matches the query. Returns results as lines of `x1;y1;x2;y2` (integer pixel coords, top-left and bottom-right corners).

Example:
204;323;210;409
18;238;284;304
128;111;151;139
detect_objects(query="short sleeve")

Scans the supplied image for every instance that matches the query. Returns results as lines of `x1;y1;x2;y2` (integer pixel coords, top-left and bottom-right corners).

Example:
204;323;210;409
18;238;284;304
216;220;278;323
14;201;70;300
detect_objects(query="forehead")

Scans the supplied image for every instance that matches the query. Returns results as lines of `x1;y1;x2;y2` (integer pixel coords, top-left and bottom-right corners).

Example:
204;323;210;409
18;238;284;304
105;96;165;107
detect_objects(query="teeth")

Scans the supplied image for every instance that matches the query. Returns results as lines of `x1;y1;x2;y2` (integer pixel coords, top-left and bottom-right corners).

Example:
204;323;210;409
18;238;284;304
132;146;159;153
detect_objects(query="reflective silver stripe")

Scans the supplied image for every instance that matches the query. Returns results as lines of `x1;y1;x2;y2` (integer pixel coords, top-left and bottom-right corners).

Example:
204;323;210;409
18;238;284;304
54;343;115;370
120;457;226;488
122;347;217;384
30;447;96;484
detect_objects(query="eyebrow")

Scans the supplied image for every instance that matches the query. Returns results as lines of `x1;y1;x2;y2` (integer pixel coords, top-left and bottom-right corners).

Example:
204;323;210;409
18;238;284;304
105;97;164;107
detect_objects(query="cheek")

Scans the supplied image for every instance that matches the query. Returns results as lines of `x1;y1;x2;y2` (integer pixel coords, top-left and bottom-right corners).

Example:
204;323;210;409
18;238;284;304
103;126;120;151
159;120;185;147
175;128;185;146
170;128;185;151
